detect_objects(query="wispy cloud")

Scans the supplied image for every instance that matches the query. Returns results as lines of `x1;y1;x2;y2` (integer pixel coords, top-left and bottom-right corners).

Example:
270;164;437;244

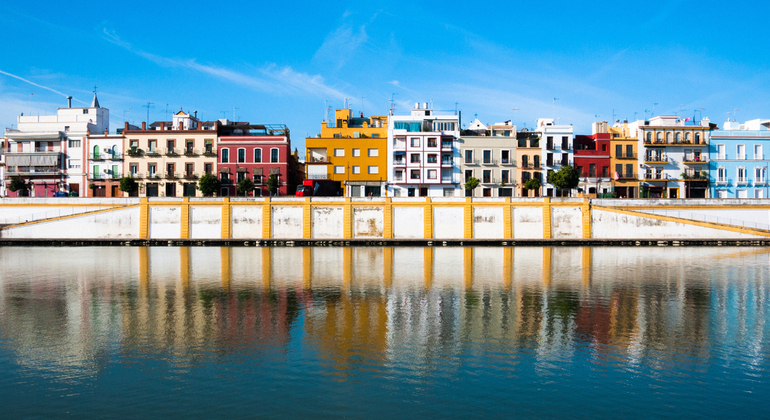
312;24;368;70
102;29;348;100
0;69;88;104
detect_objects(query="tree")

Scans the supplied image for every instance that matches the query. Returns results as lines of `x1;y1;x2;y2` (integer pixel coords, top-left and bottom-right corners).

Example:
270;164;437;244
267;174;280;196
237;177;255;196
547;166;580;196
119;177;138;195
464;177;480;191
8;177;29;196
523;177;541;191
198;173;220;197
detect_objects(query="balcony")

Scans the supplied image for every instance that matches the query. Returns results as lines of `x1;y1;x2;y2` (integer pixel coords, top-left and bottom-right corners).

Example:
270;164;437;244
131;172;143;179
89;172;122;180
6;166;62;176
464;159;480;165
642;173;666;181
644;154;667;164
716;179;728;185
203;147;217;157
146;172;161;179
441;141;453;150
500;158;516;166
184;172;198;180
146;148;161;157
682;172;709;181
481;159;497;166
394;158;406;166
617;152;637;159
164;148;180;156
683;156;708;164
617;173;637;180
441;159;453;167
164;172;180;179
184;147;198;156
737;178;749;185
126;148;144;157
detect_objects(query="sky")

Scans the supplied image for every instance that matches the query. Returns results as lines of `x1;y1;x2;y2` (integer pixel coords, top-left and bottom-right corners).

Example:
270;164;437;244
1;0;768;152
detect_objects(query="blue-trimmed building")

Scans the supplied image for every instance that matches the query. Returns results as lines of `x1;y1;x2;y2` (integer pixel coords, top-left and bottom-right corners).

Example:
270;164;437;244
710;119;770;198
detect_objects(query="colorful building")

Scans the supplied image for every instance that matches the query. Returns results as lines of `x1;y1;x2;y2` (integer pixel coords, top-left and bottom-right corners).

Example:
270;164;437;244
305;108;388;197
516;128;542;197
710;119;770;198
573;132;611;196
606;121;640;198
459;119;517;197
387;103;461;197
217;124;294;197
122;110;218;197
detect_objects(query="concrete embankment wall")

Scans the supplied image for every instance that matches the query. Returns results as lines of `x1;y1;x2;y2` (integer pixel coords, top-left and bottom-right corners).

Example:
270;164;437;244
1;197;769;240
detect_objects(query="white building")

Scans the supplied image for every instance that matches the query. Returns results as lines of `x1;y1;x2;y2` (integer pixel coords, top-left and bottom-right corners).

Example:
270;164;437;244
536;118;574;196
629;115;712;199
3;93;109;197
387;103;461;197
86;133;124;196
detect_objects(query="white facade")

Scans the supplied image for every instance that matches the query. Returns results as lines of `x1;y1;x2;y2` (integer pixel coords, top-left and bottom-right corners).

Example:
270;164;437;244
387;103;461;197
536;118;574;196
459;120;517;197
88;135;124;183
3;93;109;197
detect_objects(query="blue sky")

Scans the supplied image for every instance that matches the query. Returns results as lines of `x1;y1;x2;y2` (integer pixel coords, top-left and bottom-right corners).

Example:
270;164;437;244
1;0;768;152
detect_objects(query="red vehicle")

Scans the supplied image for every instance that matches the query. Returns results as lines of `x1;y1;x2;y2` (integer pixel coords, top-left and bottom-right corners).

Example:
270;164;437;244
295;179;341;197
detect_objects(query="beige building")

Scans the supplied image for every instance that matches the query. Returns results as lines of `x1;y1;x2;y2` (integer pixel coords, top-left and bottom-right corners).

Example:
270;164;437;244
459;119;517;197
122;111;218;197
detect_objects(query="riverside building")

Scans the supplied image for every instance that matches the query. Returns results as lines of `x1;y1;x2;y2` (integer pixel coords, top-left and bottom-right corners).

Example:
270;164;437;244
710;118;770;198
305;108;388;197
459;119;517;197
387;103;461;197
122;110;218;197
86;131;124;197
536;118;574;197
3;93;107;197
573;132;611;197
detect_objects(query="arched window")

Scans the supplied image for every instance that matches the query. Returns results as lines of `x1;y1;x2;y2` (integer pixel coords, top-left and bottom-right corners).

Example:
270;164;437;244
646;132;652;142
676;132;681;142
221;148;230;163
685;132;691;143
656;132;662;143
695;133;701;144
254;149;262;163
93;145;100;158
666;132;672;143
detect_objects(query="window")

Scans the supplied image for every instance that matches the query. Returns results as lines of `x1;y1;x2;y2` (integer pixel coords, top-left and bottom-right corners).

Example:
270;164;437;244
501;150;510;164
204;163;212;174
237;171;245;183
238;148;246;163
68;140;81;148
353;148;361;157
271;149;279;163
465;170;473;182
738;167;747;183
64;126;70;132
615;144;623;158
576;166;583;176
186;163;194;176
589;164;596;177
427;154;437;163
561;136;569;150
626;164;633;178
626;145;633;158
334;148;345;157
685;132;691;143
646;132;652;142
368;166;379;174
756;167;765;184
410;169;420;179
737;145;746;160
482;170;491;183
655;167;663;179
167;139;175;150
394;170;404;181
717;144;726;160
254;149;262;162
717;167;726;183
755;145;763;160
427;169;437;179
368;148;378;157
334;166;345;174
411;154;420;163
148;140;157;152
130;140;138;150
676;132;682;142
148;164;157;177
186;139;193;152
428;138;437;147
695;133;701;144
483;150;492;164
656;132;662;143
410;137;420;147
501;170;509;184
352;166;360;174
434;122;455;131
130;164;138;176
464;150;473;164
443;188;454;197
602;166;608;178
221;148;229;163
666;132;672;143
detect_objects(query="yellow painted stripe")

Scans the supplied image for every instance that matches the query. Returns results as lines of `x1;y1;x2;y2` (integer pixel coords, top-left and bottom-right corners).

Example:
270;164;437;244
0;204;140;230
593;205;770;237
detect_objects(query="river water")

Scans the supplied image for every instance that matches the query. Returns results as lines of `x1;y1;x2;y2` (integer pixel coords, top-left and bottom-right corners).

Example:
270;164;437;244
0;246;768;418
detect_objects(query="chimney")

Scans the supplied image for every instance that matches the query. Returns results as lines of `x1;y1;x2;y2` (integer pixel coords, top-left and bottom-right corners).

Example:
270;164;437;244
104;128;108;135
67;96;72;108
194;111;198;118
124;121;129;131
142;122;147;130
159;123;164;131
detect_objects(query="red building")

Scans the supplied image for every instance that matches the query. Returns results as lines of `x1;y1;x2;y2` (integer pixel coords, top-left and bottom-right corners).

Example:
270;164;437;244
573;133;612;195
217;124;295;197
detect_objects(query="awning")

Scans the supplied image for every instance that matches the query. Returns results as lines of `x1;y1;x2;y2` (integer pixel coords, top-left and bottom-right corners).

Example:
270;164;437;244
236;167;246;173
219;167;230;173
270;167;280;175
393;151;406;155
253;167;263;176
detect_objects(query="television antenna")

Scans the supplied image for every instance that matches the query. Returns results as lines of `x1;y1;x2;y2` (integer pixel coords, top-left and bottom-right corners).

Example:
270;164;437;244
142;102;155;126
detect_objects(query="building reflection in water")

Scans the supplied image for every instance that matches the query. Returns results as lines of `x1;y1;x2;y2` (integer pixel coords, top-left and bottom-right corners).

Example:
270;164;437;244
0;246;768;379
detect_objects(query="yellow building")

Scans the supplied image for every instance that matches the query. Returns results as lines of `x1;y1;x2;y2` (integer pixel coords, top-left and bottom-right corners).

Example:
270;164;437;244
305;108;388;197
607;122;640;198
